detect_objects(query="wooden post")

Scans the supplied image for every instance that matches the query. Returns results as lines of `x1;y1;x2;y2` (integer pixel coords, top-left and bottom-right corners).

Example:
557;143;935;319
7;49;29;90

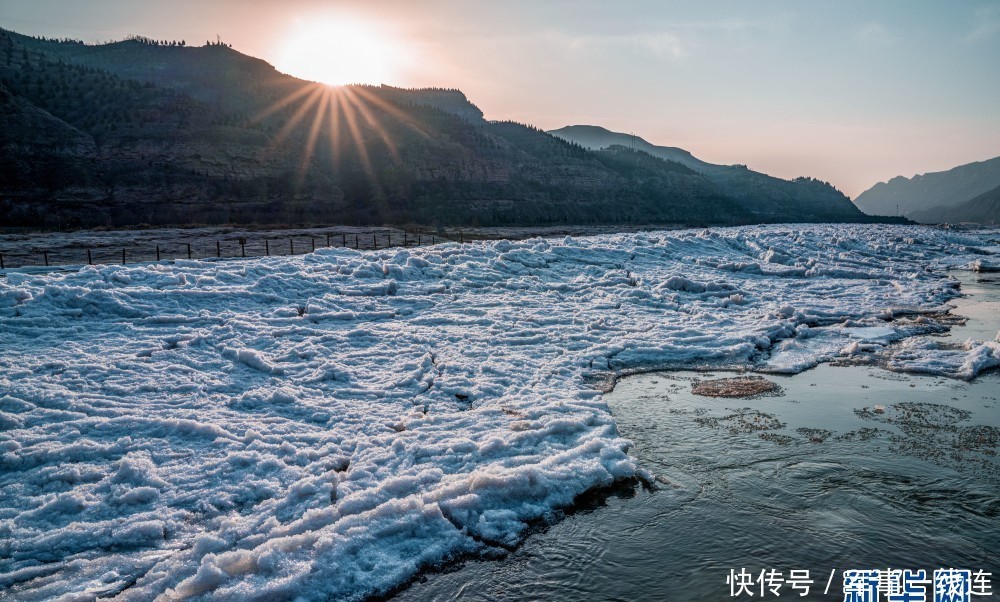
156;245;160;261
342;233;346;247
373;234;377;249
265;239;269;256
240;240;245;257
290;238;294;255
216;241;221;258
311;237;315;252
326;233;331;247
87;249;92;265
43;250;49;267
431;235;435;245
122;248;126;264
0;252;4;270
187;243;192;260
459;232;463;244
354;234;359;249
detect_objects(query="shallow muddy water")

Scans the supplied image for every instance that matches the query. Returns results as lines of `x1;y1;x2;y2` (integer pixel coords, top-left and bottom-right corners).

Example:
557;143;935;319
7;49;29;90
397;273;1000;601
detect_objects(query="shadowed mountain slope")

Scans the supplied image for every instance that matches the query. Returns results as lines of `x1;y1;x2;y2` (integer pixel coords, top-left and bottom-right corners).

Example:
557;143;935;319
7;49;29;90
910;183;1000;224
854;156;1000;220
2;29;885;229
549;125;864;223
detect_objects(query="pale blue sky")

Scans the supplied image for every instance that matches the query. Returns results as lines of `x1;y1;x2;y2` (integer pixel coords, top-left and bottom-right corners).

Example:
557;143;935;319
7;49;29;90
2;0;998;196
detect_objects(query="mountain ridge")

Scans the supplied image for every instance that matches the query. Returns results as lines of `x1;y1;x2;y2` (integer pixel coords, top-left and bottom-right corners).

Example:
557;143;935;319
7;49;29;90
550;124;856;221
549;125;716;173
854;156;1000;221
910;183;1000;224
1;28;888;229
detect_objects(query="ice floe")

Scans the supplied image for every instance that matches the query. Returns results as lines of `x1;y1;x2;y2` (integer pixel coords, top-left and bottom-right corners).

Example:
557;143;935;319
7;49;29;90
0;224;997;600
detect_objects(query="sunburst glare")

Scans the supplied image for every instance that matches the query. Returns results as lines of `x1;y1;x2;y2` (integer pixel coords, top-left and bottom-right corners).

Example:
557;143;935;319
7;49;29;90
249;81;425;190
275;19;396;86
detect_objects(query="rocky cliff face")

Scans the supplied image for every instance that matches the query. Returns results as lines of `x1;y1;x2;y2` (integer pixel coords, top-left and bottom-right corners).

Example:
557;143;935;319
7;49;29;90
1;28;894;228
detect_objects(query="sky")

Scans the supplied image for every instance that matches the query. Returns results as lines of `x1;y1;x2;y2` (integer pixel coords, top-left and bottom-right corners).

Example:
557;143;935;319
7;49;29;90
2;0;999;198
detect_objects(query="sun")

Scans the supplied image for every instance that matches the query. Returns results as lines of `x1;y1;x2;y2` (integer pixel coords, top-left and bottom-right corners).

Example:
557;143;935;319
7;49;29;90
275;20;395;86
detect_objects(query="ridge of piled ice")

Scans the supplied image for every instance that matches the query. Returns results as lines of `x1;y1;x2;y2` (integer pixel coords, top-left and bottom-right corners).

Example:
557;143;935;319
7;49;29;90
1;225;997;600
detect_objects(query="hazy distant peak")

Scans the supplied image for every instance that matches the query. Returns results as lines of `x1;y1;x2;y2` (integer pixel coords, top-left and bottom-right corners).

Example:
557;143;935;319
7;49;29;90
855;156;1000;220
551;125;672;150
554;124;693;153
910;182;1000;225
549;125;706;170
553;124;629;139
548;123;855;220
551;124;779;180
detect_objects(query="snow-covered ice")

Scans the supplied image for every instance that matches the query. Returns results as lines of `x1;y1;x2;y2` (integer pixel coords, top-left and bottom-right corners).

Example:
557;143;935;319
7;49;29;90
1;224;997;600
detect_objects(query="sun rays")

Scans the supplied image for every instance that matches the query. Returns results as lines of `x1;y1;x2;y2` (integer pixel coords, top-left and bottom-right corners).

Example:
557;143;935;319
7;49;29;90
265;13;411;182
246;82;425;191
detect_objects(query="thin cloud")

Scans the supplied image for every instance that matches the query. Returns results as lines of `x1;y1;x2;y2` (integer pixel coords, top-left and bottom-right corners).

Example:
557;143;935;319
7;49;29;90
632;32;686;60
558;16;783;63
966;5;1000;42
667;17;785;35
566;31;686;61
854;22;896;45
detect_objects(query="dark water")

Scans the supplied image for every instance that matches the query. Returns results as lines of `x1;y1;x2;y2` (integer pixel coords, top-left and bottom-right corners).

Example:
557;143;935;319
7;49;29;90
398;273;1000;601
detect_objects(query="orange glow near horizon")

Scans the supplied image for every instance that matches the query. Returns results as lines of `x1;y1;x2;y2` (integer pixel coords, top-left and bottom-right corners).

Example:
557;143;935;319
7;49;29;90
274;19;398;86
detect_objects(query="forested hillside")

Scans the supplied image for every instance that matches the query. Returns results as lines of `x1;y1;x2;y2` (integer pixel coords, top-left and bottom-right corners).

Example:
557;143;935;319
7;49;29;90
1;29;879;228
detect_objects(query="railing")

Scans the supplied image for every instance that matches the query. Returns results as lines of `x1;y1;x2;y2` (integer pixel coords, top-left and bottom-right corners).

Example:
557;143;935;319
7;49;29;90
0;229;464;270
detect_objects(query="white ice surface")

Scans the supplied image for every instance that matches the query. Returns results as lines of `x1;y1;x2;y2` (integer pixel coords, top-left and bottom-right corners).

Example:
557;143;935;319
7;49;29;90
883;335;1000;379
1;225;997;600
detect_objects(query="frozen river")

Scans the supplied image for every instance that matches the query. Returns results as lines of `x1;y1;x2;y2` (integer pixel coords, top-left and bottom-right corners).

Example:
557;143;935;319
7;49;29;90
1;225;998;600
397;271;1000;600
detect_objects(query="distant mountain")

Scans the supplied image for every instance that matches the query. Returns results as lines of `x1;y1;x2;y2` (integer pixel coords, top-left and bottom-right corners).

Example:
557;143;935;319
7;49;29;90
1;28;884;229
550;125;860;221
853;156;1000;220
549;125;718;173
910;183;1000;224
